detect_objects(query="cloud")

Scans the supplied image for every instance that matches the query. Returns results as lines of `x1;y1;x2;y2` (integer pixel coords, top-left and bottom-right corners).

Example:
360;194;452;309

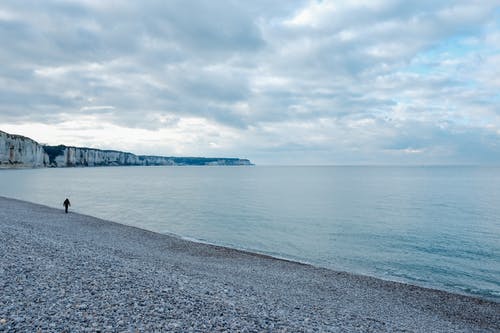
0;0;499;164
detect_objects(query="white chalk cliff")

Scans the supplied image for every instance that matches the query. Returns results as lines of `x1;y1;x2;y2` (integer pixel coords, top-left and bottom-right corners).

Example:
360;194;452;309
0;130;49;167
0;130;252;168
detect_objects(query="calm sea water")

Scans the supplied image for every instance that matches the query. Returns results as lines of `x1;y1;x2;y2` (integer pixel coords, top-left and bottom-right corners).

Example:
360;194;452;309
0;166;499;301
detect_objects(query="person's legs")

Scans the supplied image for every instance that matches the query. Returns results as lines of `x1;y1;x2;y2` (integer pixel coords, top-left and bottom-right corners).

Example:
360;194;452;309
65;205;68;213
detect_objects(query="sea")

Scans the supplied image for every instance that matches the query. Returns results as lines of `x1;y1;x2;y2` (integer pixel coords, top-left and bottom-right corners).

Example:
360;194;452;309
0;166;499;301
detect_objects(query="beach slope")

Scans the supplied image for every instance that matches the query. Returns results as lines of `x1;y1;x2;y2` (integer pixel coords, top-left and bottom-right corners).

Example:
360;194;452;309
0;196;498;332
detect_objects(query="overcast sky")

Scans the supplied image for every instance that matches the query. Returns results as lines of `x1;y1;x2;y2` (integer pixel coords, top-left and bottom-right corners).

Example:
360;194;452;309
1;1;499;164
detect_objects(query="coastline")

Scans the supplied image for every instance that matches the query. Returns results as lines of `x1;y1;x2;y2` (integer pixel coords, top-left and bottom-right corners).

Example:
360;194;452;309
0;196;498;332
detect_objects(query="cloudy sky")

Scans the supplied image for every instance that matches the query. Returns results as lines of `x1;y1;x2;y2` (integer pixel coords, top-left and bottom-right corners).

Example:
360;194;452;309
1;1;499;164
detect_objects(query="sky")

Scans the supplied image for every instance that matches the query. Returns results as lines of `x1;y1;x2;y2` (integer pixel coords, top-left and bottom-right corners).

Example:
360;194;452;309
1;0;499;165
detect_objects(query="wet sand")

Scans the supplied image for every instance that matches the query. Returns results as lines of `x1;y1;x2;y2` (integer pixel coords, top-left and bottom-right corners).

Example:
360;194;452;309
0;196;498;332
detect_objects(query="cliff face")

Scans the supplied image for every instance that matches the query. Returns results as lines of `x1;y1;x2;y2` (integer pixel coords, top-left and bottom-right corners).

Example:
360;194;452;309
43;145;176;167
0;130;252;168
0;131;49;168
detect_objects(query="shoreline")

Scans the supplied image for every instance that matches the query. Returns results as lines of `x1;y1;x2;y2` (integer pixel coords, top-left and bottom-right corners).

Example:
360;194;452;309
4;193;497;303
4;194;496;303
173;226;500;304
1;196;498;331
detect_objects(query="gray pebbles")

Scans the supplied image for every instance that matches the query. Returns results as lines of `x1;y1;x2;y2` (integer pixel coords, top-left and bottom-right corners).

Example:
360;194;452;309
0;196;498;332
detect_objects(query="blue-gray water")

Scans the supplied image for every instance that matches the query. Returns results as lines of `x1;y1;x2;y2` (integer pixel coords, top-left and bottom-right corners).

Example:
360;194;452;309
0;166;499;301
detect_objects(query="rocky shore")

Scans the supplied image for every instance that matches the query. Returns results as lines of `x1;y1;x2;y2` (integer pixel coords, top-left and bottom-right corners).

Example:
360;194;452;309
0;196;498;332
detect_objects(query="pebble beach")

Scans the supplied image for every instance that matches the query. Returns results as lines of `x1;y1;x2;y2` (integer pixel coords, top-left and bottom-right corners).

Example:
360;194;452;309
0;196;498;332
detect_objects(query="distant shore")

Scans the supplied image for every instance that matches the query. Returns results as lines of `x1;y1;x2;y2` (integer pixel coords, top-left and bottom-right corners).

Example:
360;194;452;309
0;129;253;168
0;196;498;332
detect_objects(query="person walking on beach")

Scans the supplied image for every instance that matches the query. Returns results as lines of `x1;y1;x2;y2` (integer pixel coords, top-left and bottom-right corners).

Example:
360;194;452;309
63;198;71;214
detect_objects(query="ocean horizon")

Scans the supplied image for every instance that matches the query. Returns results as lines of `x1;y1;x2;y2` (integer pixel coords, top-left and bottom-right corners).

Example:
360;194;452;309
1;165;499;301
